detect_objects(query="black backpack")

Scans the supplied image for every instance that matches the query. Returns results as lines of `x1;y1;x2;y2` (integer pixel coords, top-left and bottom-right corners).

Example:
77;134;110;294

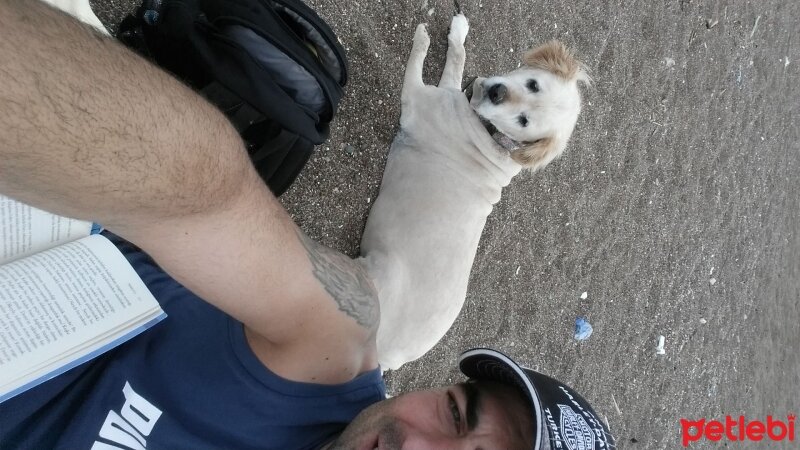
118;0;348;196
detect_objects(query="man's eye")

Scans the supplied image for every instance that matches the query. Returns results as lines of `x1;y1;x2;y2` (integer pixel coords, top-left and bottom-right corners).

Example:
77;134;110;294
448;393;462;433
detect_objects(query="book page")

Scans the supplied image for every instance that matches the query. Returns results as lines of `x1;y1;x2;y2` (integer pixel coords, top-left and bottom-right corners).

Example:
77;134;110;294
0;234;161;389
0;194;94;265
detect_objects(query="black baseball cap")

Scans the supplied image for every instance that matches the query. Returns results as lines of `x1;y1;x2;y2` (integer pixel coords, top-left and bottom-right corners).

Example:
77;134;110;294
459;348;615;450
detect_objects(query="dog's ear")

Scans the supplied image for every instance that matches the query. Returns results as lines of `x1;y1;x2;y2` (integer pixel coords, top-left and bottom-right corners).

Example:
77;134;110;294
511;136;565;171
523;41;589;83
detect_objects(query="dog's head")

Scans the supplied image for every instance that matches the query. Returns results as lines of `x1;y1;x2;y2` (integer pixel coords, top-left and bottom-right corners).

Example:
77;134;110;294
467;41;589;171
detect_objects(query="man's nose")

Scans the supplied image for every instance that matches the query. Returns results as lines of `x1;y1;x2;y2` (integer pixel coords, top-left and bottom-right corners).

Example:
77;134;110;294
487;83;508;104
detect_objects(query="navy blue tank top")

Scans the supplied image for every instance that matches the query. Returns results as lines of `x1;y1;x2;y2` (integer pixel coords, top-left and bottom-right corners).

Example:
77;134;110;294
0;233;385;449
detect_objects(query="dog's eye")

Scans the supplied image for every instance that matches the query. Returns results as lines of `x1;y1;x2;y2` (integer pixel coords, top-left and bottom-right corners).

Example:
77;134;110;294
527;79;540;93
518;115;529;127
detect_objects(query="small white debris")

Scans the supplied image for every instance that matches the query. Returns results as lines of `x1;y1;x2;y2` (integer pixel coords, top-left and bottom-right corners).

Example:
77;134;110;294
706;18;719;29
664;57;676;68
611;394;622;415
709;278;717;285
710;266;715;275
367;197;371;203
786;57;791;67
427;8;434;16
515;266;521;275
750;15;761;39
374;52;379;58
655;335;666;355
699;318;707;324
600;170;606;174
554;23;558;29
509;48;514;53
580;292;588;300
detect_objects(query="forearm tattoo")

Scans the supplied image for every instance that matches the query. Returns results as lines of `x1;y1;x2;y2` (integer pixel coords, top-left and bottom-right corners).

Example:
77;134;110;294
296;231;379;331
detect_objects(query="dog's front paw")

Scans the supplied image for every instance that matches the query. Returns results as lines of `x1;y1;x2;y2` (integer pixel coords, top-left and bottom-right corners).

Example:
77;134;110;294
413;23;431;49
449;14;469;45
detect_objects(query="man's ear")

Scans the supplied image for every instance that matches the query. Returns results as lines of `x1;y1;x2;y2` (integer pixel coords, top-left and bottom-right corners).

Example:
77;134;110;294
511;136;564;171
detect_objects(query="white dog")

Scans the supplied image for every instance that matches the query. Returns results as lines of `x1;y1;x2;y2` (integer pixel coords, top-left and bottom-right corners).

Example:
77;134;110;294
43;0;108;35
359;14;589;370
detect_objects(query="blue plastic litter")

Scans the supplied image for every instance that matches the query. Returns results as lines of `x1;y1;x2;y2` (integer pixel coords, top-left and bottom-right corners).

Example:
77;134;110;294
574;317;593;340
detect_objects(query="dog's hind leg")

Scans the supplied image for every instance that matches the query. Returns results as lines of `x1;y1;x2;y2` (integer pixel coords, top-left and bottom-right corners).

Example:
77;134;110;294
402;24;430;102
438;14;469;89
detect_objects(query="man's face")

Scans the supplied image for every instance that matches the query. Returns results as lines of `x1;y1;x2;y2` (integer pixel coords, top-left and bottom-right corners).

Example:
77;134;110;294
325;380;534;450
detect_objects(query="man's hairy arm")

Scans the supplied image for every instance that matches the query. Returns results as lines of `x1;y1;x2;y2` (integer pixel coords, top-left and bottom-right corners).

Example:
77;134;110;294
0;0;379;382
0;0;245;222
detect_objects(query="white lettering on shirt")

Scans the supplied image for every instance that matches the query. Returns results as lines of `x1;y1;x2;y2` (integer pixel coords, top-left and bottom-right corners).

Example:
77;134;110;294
91;382;163;449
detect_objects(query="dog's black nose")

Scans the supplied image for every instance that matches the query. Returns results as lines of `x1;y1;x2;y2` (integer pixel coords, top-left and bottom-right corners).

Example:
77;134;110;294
487;83;508;104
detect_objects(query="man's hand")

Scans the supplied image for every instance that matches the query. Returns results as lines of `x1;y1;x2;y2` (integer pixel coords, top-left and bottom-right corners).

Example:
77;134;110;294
0;0;378;383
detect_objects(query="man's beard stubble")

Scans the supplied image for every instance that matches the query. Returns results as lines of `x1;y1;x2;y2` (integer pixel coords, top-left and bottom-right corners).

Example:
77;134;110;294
325;398;405;450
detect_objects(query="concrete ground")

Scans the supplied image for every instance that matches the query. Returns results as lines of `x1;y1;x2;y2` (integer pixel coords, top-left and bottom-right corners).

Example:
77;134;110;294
94;0;800;447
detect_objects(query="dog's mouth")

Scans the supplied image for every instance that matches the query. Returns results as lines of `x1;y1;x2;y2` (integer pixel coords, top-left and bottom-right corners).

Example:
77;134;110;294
479;116;524;151
464;77;524;151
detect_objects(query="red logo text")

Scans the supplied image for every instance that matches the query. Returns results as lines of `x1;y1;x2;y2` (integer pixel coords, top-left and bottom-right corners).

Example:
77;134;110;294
680;415;796;447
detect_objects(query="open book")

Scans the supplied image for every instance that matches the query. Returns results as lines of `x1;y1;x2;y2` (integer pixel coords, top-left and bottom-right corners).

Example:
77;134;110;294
0;195;165;403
